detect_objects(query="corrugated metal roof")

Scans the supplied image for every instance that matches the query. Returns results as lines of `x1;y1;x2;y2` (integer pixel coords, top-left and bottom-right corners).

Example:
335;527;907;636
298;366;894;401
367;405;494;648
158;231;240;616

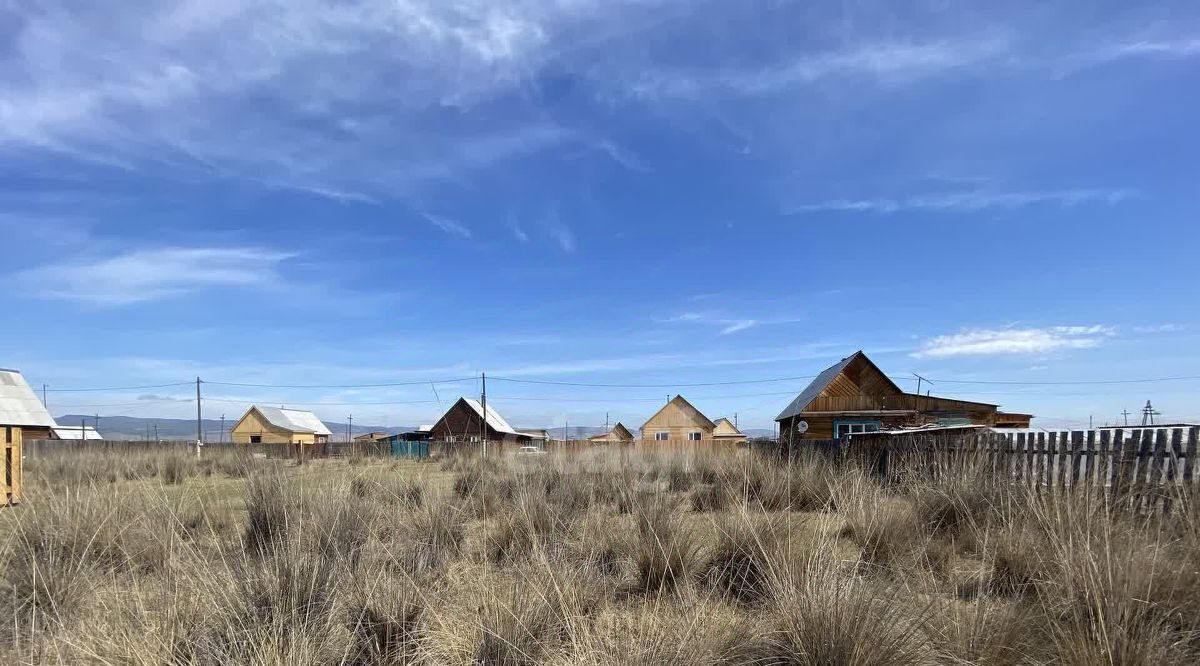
254;406;333;435
51;426;104;440
0;369;58;427
463;398;520;435
774;353;860;422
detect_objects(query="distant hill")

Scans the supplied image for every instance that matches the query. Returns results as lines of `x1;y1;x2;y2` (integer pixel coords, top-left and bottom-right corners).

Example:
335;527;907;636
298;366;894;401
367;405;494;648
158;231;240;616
55;414;409;442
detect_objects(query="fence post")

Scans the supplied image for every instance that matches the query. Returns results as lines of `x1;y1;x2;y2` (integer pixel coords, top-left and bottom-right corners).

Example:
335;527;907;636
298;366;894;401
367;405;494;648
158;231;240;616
1185;427;1198;488
1070;431;1084;488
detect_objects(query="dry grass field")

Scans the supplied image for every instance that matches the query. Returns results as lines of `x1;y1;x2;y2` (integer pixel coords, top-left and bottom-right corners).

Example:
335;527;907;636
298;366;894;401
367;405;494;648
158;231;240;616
1;447;1198;665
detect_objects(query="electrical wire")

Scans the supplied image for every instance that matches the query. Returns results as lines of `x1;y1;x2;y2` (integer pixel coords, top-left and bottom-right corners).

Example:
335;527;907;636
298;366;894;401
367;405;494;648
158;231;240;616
490;375;818;388
202;377;476;389
44;381;195;393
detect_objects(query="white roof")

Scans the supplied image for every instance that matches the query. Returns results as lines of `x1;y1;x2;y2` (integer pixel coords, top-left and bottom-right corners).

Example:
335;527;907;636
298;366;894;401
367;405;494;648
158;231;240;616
52;426;104;441
253;406;332;435
0;369;57;428
418;424;435;432
462;398;520;435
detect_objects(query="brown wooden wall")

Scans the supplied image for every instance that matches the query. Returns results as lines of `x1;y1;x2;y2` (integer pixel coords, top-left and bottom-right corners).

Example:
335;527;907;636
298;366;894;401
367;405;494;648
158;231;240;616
430;400;527;443
4;425;21;504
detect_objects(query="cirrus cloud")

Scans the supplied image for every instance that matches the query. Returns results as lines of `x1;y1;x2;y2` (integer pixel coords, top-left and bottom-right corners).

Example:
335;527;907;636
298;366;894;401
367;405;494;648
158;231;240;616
913;325;1115;358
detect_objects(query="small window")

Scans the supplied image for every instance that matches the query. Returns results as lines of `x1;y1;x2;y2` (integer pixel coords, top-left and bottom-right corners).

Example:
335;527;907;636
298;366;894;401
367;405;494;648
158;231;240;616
688;432;702;441
834;420;881;439
250;435;262;444
654;432;670;441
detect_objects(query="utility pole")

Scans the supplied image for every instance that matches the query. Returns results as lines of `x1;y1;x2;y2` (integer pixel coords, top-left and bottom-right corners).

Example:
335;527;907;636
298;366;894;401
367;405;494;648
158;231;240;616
1141;400;1160;426
347;414;353;442
195;377;203;456
734;412;738;430
564;418;568;443
1121;409;1130;426
154;422;159;443
42;384;48;408
480;372;487;457
80;418;86;443
94;413;99;433
605;412;609;437
220;414;226;443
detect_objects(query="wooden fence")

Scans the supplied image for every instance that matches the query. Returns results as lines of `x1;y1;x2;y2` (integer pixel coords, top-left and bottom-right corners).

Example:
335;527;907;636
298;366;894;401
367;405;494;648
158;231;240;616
785;427;1199;506
543;438;749;456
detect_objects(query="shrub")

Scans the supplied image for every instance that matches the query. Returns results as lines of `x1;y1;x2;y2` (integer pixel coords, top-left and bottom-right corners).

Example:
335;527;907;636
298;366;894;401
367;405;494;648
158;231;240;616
703;515;781;605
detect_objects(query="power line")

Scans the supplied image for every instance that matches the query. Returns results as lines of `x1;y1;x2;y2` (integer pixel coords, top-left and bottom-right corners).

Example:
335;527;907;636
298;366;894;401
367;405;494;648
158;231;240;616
490;375;819;388
202;397;443;406
44;381;194;393
202;377;476;389
921;375;1200;386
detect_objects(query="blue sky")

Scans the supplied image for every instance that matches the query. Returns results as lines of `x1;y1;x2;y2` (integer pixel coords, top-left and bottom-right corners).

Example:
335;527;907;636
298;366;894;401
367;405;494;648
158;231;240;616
2;0;1199;431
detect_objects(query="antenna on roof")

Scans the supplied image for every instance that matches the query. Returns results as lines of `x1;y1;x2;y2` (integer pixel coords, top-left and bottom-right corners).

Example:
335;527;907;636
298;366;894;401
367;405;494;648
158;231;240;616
913;373;932;396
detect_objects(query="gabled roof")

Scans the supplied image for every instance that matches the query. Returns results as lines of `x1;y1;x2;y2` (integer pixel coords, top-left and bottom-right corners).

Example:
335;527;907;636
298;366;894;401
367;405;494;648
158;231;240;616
251;406;333;435
52;426;103;440
775;351;903;422
462;398;520;435
641;395;716;431
0;368;57;428
712;417;744;437
589;422;634;441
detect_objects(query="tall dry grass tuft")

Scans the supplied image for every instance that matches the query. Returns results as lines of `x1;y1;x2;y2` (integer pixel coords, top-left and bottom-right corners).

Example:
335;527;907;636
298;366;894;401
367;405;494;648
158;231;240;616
703;512;783;605
630;495;699;594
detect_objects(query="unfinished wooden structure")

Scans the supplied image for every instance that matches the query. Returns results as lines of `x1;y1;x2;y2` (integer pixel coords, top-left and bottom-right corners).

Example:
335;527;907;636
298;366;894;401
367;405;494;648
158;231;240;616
776;351;1033;440
4;424;20;504
712;417;748;444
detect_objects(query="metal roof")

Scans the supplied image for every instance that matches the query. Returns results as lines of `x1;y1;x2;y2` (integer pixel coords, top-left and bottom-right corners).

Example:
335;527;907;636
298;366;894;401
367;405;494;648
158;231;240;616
463;398;520;435
775;353;860;422
51;426;104;441
254;406;333;435
0;369;58;427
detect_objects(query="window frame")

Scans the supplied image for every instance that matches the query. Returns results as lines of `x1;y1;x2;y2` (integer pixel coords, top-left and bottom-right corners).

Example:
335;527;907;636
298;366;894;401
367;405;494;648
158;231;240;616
654;431;670;441
688;431;703;441
832;420;882;440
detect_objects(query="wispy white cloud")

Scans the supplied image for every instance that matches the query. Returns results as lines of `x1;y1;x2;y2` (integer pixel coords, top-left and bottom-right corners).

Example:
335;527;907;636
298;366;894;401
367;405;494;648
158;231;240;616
1082;39;1200;64
511;224;529;243
421;212;473;239
547;223;576;253
0;0;637;201
913;325;1115;358
666;311;800;336
17;246;294;306
787;188;1135;215
628;37;1010;100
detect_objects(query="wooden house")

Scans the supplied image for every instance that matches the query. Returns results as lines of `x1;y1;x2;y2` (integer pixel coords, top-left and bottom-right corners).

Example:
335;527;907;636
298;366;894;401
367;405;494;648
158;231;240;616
0;368;54;504
353;431;391;442
712;417;748;444
640;395;718;442
588;422;635;444
0;368;57;442
775;351;1033;440
230;406;332;444
429;398;531;444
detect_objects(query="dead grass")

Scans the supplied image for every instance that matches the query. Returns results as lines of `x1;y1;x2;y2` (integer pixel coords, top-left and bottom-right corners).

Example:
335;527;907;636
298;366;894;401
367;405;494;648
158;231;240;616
2;446;1198;665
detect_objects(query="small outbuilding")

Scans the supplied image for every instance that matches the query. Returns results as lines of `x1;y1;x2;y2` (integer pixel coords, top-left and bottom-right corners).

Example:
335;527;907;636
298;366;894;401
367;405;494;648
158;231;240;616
712;417;748;444
230;406;332;444
51;425;104;441
588;422;635;444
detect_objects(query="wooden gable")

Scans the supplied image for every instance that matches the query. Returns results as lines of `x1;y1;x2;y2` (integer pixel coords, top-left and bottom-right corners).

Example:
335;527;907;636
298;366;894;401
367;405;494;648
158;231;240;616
641;395;715;433
803;352;906;413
